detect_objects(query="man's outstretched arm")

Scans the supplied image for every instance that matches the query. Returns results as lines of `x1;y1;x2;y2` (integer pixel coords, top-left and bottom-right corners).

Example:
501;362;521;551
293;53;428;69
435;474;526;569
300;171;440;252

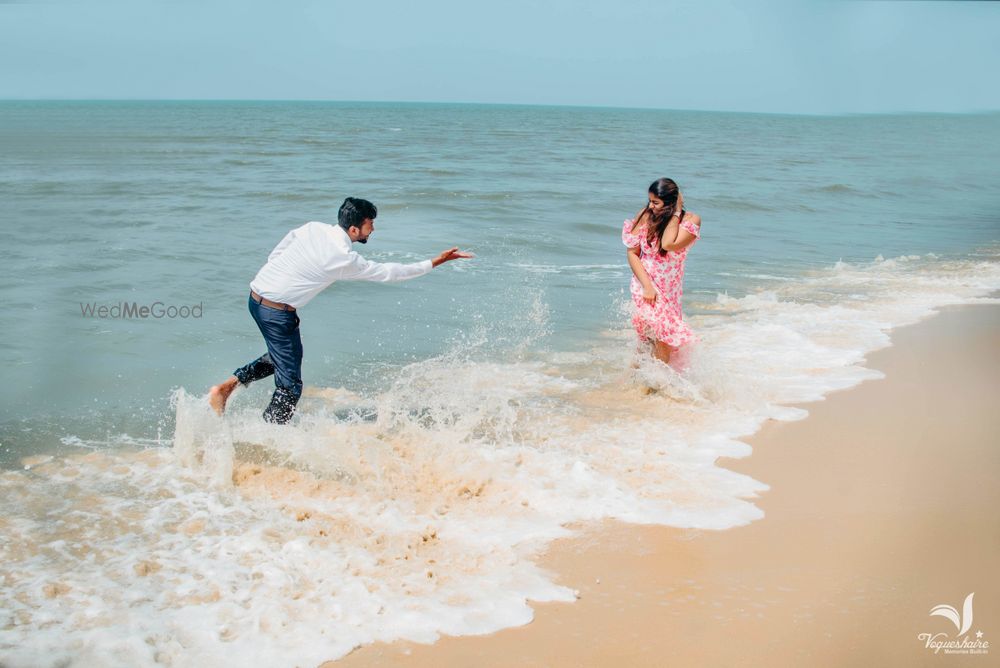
344;247;473;282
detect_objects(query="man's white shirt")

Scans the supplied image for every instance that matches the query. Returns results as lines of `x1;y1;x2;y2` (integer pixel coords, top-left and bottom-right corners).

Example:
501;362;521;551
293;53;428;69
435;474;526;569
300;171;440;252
249;222;433;309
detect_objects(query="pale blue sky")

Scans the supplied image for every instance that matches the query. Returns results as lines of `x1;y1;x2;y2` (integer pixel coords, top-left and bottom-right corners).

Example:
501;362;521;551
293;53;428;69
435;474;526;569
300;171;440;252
1;0;998;114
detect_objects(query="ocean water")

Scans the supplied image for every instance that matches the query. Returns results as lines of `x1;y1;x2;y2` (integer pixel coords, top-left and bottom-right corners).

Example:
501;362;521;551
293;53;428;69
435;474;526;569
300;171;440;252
0;101;998;666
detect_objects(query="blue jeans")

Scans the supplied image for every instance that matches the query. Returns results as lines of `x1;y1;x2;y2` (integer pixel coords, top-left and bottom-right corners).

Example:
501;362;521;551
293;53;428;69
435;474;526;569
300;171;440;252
232;294;303;424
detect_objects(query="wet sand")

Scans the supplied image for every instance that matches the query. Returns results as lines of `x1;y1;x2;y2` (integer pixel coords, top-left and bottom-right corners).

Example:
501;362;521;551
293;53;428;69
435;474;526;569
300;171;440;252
332;301;1000;667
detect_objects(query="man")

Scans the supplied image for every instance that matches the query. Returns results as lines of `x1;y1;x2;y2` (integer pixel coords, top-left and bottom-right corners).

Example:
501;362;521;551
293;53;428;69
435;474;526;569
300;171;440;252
208;197;471;423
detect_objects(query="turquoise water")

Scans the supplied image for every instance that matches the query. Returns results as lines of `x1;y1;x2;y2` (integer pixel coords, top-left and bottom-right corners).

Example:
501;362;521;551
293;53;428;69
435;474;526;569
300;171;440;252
1;102;999;666
1;101;997;460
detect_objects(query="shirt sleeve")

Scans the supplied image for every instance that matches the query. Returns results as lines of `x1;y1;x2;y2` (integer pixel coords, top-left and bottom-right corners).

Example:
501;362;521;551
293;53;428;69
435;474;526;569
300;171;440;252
343;252;434;283
266;230;296;262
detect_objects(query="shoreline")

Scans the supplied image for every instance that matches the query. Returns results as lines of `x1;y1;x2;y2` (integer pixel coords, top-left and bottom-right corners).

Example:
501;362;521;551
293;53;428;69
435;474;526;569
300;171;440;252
333;300;1000;667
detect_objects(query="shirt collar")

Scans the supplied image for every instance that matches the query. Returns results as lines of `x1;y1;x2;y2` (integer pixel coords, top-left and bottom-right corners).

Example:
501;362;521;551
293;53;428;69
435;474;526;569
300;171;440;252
329;223;352;246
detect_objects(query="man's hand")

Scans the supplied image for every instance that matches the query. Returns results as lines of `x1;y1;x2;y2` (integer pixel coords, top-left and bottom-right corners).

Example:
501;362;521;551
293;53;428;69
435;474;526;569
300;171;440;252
432;247;474;268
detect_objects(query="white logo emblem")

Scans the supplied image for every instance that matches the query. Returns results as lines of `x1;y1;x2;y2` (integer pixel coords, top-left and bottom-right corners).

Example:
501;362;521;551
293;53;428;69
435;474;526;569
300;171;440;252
917;592;990;655
930;592;975;637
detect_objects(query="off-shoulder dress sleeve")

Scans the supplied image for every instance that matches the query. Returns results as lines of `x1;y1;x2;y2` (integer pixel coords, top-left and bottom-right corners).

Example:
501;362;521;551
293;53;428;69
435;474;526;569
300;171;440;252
679;216;700;239
622;218;643;247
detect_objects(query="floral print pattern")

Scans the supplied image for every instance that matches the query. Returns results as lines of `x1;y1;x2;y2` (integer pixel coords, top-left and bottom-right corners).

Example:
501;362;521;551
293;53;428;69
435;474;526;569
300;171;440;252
622;214;701;348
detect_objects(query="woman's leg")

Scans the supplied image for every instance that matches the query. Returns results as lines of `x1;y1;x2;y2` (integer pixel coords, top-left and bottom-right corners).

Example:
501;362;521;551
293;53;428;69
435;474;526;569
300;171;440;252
652;340;673;365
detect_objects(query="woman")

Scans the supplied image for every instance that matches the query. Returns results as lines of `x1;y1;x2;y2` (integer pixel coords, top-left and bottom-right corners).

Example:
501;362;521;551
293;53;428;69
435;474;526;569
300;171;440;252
622;177;701;366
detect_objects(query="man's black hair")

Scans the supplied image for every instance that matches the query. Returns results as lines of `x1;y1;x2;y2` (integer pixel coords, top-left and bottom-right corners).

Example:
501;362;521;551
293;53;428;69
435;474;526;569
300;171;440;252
338;197;377;231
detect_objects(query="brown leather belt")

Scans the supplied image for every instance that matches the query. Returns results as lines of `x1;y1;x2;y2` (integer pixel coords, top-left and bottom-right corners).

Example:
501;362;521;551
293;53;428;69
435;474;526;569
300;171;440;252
250;290;296;312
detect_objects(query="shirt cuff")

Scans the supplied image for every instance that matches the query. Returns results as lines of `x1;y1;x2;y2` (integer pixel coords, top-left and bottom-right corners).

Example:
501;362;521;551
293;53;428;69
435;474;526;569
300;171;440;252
419;259;434;274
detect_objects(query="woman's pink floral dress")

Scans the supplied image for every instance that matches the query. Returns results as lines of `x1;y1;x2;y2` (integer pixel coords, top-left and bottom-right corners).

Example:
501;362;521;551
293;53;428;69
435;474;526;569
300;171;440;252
622;214;701;348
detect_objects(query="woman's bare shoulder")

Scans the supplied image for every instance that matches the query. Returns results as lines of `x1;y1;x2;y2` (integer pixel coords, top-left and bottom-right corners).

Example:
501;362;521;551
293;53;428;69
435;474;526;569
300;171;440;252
630;209;648;229
683;211;701;227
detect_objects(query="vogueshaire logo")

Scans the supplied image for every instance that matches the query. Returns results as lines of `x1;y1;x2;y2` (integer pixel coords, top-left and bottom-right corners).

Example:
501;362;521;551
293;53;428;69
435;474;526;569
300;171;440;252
79;301;203;319
917;592;990;655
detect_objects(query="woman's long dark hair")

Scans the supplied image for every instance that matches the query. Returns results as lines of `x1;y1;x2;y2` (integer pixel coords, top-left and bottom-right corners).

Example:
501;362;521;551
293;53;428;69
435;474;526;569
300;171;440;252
637;178;680;255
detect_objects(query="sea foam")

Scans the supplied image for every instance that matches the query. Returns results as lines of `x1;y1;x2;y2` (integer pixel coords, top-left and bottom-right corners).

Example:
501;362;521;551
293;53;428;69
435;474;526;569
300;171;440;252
2;251;999;667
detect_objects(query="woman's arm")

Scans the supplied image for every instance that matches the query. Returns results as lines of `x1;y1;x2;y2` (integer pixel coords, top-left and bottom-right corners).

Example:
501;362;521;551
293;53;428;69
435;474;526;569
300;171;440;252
659;214;682;246
627;246;658;304
659;193;687;248
661;213;701;252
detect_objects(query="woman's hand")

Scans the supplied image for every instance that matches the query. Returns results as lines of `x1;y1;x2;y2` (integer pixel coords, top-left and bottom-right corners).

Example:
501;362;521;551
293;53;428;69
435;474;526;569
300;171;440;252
642;285;657;305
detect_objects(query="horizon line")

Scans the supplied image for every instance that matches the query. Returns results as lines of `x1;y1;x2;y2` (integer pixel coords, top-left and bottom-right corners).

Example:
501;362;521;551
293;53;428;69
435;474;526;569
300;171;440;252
1;97;998;118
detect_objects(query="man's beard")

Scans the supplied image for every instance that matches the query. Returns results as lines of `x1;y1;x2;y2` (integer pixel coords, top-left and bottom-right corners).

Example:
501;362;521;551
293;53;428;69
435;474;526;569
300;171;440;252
358;237;368;244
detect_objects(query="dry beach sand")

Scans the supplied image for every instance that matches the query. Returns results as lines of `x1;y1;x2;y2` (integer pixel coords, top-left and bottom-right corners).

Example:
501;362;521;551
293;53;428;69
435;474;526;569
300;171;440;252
333;301;1000;668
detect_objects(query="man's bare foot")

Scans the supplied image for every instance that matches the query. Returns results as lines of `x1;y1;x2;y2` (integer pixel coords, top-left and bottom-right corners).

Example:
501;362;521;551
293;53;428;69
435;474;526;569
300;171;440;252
208;377;239;415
